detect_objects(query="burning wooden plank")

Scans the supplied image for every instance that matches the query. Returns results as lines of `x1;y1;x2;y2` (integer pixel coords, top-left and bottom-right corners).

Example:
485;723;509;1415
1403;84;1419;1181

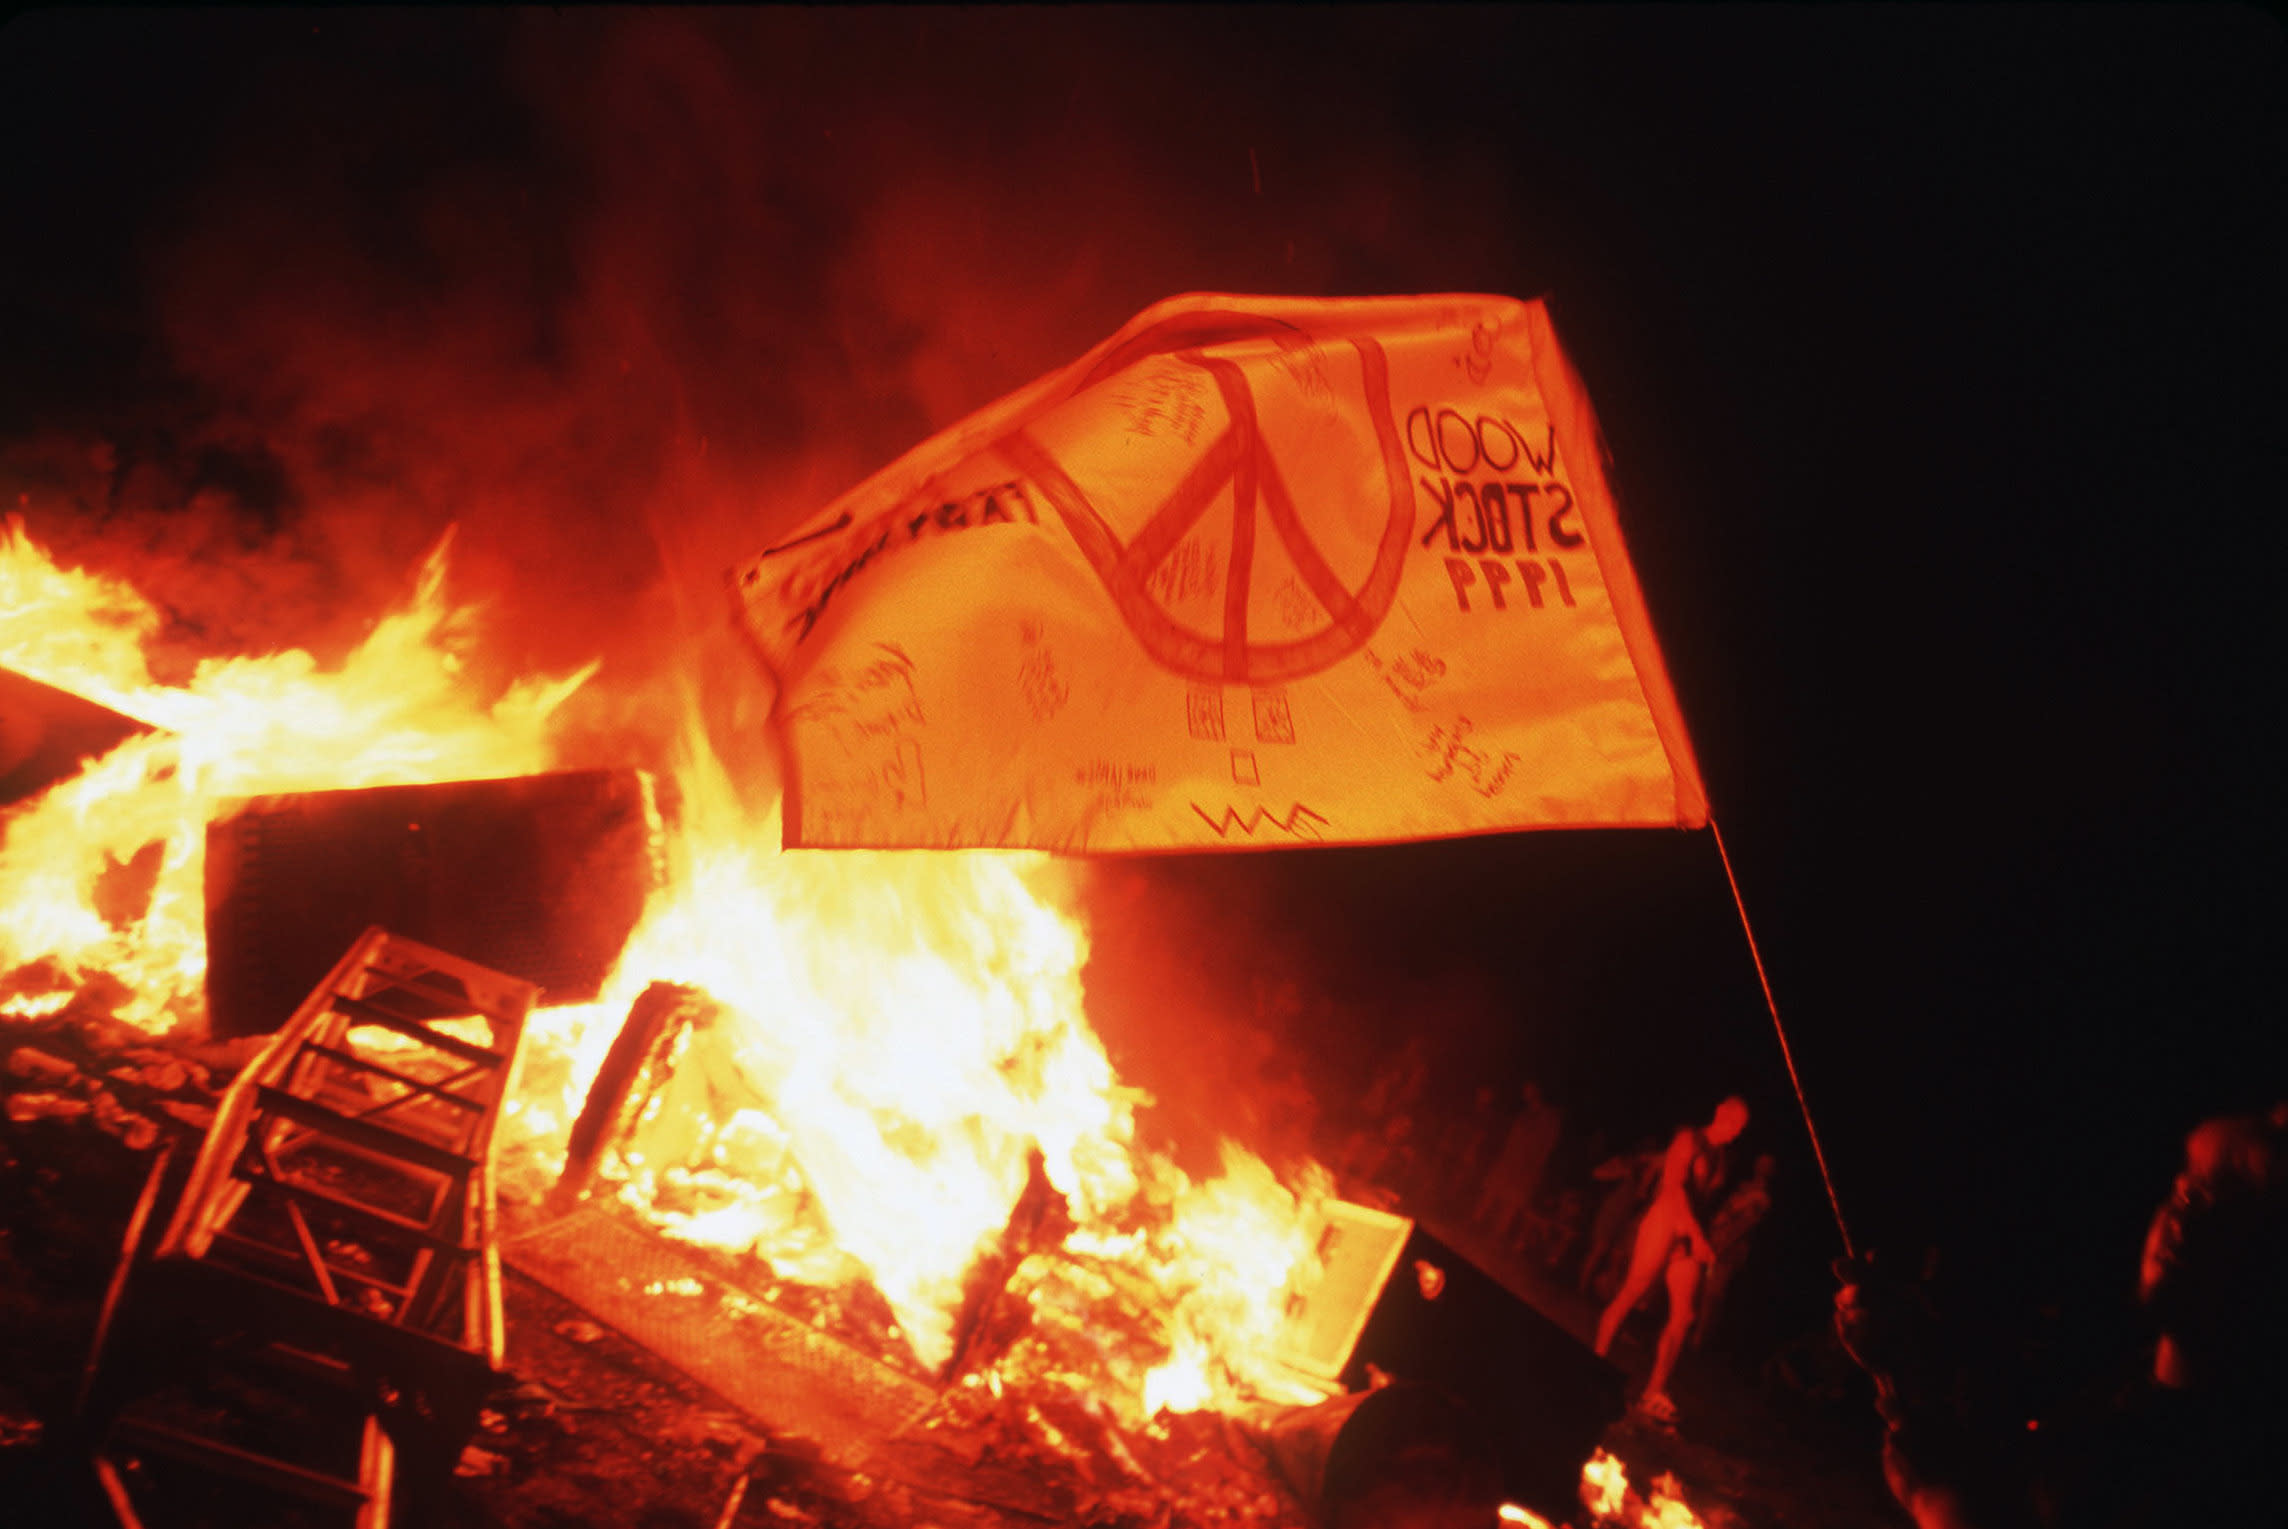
0;664;153;810
548;979;714;1217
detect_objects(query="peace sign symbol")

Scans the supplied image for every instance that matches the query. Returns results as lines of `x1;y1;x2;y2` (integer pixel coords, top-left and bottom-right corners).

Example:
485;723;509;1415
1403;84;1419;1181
999;314;1416;687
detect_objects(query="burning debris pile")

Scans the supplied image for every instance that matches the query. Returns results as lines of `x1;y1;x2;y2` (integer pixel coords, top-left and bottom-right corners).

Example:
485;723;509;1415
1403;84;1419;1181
1;521;581;1032
2;519;1714;1525
5;1025;221;1151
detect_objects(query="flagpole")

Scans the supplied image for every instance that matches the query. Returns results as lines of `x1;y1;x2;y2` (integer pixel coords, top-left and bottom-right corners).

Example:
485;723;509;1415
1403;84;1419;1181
1709;814;1858;1260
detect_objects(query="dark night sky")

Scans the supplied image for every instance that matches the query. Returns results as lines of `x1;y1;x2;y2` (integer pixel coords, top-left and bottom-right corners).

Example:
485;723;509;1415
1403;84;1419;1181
4;7;2283;1369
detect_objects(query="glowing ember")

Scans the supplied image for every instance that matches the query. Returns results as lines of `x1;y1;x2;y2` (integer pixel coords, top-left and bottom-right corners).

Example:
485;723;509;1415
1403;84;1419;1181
1578;1447;1708;1529
0;990;74;1020
1583;1447;1631;1520
1641;1474;1706;1529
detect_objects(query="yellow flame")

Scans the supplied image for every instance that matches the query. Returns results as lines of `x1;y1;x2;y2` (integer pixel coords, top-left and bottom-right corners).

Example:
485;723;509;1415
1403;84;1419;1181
0;519;588;1030
1642;1474;1705;1529
7;515;1336;1422
1584;1448;1632;1520
1579;1447;1708;1529
510;713;1333;1408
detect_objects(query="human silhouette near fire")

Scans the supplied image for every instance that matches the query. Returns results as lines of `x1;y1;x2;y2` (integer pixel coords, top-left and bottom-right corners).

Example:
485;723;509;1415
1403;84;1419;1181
1577;1136;1664;1300
1592;1096;1750;1423
1693;1150;1776;1351
1473;1080;1563;1254
1834;1101;2288;1528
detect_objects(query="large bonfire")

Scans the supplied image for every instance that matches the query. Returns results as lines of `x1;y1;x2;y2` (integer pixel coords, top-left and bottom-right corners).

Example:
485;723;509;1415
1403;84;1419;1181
1;514;1705;1526
0;512;1325;1412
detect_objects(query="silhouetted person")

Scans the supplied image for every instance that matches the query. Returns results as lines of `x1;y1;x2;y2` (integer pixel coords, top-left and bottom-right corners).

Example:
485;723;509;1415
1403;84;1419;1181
1415;1084;1501;1224
1527;1183;1591;1275
1692;1151;1776;1350
1346;1112;1420;1206
1436;1085;1502;1186
1593;1096;1749;1422
1360;1034;1431;1121
1473;1081;1561;1255
2138;1105;2288;1394
1577;1137;1662;1298
1836;1102;2288;1528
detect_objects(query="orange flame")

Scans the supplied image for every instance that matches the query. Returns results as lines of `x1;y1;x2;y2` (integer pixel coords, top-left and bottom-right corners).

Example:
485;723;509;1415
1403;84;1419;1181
1;518;588;1029
6;516;1333;1420
1579;1447;1708;1529
504;714;1334;1411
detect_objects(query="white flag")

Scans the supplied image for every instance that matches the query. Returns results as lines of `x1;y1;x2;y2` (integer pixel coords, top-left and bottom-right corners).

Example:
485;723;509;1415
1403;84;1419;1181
734;293;1705;851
